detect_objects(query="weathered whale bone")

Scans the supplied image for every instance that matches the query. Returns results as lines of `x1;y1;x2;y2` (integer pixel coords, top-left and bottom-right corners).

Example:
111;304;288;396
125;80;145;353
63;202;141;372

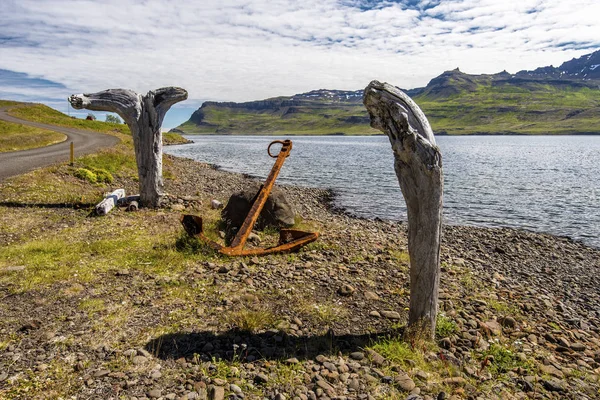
363;80;443;337
69;87;188;207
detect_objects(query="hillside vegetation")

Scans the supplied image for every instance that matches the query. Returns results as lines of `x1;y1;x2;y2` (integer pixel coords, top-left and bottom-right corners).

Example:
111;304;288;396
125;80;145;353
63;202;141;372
0;120;66;152
1;102;189;147
176;50;600;135
414;71;600;135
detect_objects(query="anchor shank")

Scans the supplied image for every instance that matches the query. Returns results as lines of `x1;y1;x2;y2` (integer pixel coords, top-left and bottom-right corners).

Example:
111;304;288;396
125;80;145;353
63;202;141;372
228;140;292;251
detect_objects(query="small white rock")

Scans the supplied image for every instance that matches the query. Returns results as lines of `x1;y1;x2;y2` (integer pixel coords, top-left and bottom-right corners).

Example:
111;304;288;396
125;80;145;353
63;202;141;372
211;200;223;209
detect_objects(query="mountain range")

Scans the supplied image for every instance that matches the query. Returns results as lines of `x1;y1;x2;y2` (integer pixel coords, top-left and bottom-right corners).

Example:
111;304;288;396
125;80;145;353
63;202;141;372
174;50;600;135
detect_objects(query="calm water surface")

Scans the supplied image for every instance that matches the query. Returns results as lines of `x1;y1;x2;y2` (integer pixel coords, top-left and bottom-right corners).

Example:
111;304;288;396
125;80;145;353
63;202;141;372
165;135;600;248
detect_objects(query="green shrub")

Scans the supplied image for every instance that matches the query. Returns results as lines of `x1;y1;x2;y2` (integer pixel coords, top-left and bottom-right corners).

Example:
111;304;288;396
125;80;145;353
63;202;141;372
91;168;114;184
73;168;97;183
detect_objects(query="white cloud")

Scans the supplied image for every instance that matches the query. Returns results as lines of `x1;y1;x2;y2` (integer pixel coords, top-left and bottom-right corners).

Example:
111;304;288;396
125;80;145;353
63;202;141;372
0;0;598;107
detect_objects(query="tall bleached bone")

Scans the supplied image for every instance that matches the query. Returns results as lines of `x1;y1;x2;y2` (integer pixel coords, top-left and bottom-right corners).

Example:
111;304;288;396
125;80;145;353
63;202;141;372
363;80;443;338
69;87;188;207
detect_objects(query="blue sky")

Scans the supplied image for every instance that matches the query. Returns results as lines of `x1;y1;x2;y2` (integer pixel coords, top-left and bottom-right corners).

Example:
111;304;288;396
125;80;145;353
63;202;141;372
1;0;599;129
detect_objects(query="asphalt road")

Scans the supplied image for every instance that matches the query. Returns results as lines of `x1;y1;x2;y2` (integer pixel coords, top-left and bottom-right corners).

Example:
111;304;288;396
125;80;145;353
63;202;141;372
0;107;120;181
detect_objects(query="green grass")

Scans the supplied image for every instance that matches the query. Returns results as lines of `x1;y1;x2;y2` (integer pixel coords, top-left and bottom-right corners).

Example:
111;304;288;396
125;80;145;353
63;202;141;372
435;313;458;338
76;146;138;177
477;343;534;377
371;338;427;369
369;335;460;393
163;131;190;145
487;298;521;317
7;103;130;136
0;100;20;108
0;120;66;152
0;209;203;293
224;308;278;332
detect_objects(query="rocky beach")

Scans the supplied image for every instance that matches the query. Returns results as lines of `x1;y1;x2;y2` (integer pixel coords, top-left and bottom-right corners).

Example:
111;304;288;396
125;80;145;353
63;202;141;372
1;154;599;399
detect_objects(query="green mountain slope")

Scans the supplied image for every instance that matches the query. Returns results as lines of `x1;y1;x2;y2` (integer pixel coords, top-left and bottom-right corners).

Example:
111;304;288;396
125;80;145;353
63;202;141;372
413;70;600;134
175;90;380;135
176;50;600;135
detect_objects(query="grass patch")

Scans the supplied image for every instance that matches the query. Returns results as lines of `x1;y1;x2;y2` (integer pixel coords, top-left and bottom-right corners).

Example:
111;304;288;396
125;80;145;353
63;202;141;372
225;308;278;333
77;147;137;175
0;120;66;152
435;313;458;338
0;100;20;108
304;301;348;327
72;167;114;184
389;249;410;265
79;298;106;315
369;335;460;391
0;210;201;292
488;298;521;316
163;132;190;145
371;338;427;369
477;343;534;377
1;359;82;398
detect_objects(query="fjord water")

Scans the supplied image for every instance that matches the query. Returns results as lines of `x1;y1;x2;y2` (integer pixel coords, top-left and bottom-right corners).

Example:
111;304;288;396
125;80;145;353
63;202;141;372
165;135;600;248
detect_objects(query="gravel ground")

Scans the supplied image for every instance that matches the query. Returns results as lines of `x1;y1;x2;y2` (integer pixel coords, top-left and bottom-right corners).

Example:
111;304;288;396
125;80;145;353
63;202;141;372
0;154;599;400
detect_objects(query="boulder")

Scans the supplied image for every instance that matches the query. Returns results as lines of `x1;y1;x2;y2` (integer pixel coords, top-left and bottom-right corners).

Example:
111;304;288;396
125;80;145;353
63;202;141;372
221;184;295;235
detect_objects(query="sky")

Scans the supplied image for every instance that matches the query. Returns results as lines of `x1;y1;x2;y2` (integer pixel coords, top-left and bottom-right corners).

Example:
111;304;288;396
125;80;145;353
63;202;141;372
1;0;599;130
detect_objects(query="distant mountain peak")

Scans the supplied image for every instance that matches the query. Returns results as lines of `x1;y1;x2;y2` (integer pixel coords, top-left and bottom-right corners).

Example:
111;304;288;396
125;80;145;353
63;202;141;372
516;49;600;80
291;89;363;101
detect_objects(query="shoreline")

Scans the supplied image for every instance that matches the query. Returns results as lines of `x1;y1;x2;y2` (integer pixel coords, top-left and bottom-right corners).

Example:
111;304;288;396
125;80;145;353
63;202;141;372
165;152;600;330
167;148;600;251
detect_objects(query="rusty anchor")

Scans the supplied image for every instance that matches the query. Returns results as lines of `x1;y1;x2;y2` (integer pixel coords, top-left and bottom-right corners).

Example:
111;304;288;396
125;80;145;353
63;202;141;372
180;139;319;256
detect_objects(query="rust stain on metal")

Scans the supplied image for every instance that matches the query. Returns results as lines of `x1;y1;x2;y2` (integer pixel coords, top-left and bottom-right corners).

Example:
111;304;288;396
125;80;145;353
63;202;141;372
180;139;319;256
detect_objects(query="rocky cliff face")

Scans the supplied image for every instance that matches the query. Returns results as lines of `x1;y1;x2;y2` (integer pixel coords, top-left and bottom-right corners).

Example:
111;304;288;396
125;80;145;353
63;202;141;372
516;49;600;80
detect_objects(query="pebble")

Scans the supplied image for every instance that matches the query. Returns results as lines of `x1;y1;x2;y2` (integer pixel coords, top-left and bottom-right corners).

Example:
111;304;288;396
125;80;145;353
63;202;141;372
571;342;586;352
380;310;401;320
543;378;567;392
230;383;243;395
93;369;110;378
18;320;42;332
364;291;380;300
499;316;517;329
208;385;225;400
394;373;416;391
442;377;466;385
366;349;385;366
338;284;355;296
254;373;269;384
538;364;563;378
132;355;148;365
